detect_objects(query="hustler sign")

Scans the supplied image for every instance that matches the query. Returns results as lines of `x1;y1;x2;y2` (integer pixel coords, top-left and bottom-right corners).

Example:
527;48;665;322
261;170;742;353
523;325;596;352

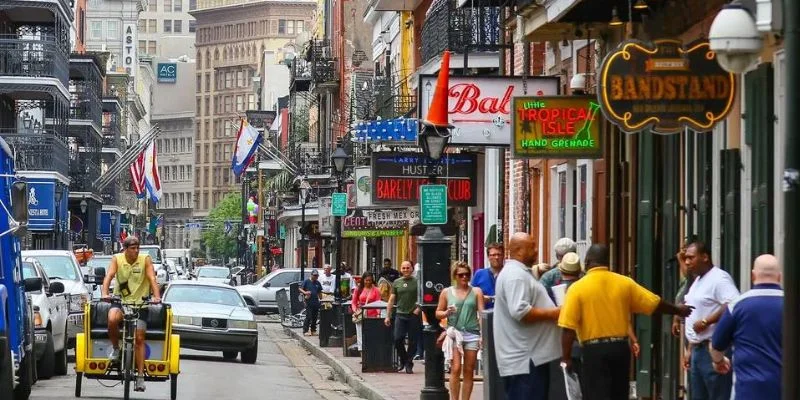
371;152;477;206
598;39;735;134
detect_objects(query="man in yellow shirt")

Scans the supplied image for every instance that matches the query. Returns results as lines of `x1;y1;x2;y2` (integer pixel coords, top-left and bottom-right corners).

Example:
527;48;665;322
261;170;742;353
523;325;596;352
558;244;692;400
102;236;161;392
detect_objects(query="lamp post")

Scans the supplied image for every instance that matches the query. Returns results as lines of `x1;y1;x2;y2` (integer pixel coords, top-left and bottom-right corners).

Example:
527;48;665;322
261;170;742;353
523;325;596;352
331;146;348;301
54;184;63;249
299;179;310;281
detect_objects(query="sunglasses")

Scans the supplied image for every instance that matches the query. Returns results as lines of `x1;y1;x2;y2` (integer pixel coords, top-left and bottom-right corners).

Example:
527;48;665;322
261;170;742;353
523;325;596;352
456;272;470;278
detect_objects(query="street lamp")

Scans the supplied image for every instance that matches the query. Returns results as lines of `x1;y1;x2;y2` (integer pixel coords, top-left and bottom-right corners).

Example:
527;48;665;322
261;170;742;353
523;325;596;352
417;124;451;162
330;146;348;301
80;199;88;214
298;179;311;281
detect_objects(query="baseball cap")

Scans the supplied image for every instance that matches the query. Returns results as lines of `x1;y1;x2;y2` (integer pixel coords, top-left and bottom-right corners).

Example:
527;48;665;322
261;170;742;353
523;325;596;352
558;252;582;275
311;269;319;276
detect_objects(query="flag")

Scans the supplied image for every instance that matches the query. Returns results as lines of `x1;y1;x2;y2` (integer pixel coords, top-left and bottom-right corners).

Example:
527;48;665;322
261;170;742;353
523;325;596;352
231;118;263;177
129;150;146;199
143;141;162;203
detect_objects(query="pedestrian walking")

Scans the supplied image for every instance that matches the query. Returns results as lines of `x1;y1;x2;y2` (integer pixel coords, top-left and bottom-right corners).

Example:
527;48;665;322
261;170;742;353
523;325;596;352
300;269;323;336
471;243;504;309
384;261;420;373
558;244;692;400
319;264;335;296
682;241;739;400
493;232;561;400
351;272;381;352
435;261;484;400
533;237;577;280
379;258;400;282
710;254;783;400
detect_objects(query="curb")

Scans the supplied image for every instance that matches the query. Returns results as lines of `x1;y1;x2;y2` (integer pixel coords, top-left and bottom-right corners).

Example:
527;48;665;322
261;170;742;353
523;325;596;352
283;326;393;400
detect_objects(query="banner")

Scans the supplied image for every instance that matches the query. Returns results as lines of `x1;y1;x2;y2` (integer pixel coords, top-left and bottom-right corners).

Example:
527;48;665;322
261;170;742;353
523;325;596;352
27;181;55;231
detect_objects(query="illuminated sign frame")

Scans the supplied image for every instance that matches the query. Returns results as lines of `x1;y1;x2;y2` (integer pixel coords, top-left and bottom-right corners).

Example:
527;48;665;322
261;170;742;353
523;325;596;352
598;39;736;134
511;96;603;159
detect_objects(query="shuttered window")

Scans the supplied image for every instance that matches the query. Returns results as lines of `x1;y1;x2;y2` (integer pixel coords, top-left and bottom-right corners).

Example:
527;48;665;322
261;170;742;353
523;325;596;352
745;63;775;259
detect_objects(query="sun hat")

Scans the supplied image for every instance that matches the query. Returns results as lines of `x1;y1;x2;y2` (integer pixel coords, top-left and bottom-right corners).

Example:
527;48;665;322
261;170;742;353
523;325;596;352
558;252;582;275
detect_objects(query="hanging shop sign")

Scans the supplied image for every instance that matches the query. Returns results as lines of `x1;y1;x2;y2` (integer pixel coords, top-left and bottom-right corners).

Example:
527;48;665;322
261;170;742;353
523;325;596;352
371;152;477;207
354;167;372;208
364;209;420;223
317;197;333;237
122;23;137;77
99;211;112;239
342;209;407;238
511;96;603;159
418;76;559;146
598;39;735;134
27;181;56;231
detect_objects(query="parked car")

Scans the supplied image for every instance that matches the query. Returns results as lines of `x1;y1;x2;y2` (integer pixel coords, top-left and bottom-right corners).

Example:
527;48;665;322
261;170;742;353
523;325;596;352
194;266;233;286
85;255;114;297
140;244;168;290
21;250;94;349
21;259;69;378
164;281;258;363
236;268;302;314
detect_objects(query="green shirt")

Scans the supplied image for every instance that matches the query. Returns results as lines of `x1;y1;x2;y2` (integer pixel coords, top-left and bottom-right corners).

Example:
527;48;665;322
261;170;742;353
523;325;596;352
113;254;151;303
447;287;480;334
391;276;418;315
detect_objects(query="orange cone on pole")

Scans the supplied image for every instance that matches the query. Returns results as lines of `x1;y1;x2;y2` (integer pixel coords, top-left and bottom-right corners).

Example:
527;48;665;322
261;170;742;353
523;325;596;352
424;50;452;128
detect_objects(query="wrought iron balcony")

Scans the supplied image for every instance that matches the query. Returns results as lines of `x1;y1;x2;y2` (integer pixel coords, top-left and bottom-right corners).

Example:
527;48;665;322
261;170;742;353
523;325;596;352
308;39;338;84
290;58;311;92
0;131;69;177
0;30;69;86
420;0;503;66
69;157;101;193
69;59;103;124
102;124;122;150
102;181;120;206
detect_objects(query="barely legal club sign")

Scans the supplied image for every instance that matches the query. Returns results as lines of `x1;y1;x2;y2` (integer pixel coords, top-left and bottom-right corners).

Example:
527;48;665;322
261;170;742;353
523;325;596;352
511;96;603;159
371;152;477;206
598;39;735;134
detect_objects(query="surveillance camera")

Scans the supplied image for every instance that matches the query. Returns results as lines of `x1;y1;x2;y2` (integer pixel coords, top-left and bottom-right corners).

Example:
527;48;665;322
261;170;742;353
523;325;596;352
569;73;586;92
708;3;763;74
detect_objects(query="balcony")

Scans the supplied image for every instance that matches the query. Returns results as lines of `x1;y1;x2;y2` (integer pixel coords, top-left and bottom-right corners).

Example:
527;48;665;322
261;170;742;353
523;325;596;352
309;40;338;85
290;58;311;92
0;130;69;177
0;30;69;88
420;0;503;67
69;57;104;127
69;157;101;193
102;125;122;150
102;181;121;206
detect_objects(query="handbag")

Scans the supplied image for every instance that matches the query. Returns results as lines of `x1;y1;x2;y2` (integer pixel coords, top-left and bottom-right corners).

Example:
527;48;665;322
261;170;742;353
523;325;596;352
352;308;363;324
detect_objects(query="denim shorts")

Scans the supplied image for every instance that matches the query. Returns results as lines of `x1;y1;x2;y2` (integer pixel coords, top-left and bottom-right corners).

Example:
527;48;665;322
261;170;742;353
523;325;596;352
461;331;480;351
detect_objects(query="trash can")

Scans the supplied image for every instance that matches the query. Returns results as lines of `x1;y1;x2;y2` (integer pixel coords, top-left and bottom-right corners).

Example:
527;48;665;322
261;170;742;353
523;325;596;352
289;281;305;315
360;301;394;372
318;296;335;347
481;310;505;400
341;300;358;357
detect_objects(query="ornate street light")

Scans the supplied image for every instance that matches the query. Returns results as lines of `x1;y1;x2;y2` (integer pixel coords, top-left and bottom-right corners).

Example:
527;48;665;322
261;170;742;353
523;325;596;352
417;125;451;162
80;199;88;214
330;146;349;303
331;146;348;174
298;179;311;280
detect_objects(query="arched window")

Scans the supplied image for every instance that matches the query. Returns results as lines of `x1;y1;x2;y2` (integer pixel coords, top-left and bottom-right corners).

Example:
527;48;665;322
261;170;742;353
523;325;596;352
196;52;202;69
214;49;219;60
223;47;227;59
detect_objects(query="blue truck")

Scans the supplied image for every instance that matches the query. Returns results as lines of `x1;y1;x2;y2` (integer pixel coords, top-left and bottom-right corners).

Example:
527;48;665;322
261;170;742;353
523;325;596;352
0;137;42;399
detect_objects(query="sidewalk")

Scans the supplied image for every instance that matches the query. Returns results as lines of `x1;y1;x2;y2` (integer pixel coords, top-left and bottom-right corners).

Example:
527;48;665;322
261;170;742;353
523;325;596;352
283;327;484;400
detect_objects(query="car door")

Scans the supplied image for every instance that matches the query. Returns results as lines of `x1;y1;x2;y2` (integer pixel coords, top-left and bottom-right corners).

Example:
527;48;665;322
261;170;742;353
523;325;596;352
262;271;300;305
40;265;69;345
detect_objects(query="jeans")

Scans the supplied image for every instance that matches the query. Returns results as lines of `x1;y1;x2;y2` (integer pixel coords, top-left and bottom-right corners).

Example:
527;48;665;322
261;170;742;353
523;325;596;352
303;304;319;333
502;360;550;400
690;343;732;400
581;341;631;400
393;313;420;368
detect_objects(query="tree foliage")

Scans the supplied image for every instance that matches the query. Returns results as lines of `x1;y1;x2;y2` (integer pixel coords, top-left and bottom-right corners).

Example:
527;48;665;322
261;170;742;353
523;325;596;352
202;193;241;259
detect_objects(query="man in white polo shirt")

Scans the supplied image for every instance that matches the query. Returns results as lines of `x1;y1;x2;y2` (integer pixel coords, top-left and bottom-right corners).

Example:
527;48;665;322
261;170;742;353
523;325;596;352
682;241;739;400
493;232;561;400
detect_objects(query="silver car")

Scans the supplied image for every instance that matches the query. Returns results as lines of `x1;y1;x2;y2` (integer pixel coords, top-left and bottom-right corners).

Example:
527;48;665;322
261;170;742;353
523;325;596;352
193;266;232;286
236;268;302;314
164;281;258;363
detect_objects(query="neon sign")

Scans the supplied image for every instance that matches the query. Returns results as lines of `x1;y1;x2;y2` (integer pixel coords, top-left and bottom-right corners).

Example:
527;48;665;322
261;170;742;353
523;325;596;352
511;96;603;159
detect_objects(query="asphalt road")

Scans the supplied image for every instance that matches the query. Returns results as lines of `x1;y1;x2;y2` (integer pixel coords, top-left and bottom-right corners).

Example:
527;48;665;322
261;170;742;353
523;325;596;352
30;323;364;400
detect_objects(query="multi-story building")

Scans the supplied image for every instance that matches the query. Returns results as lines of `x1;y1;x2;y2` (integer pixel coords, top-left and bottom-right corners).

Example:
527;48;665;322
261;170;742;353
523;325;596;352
190;0;316;217
152;58;196;248
138;0;197;58
83;0;145;73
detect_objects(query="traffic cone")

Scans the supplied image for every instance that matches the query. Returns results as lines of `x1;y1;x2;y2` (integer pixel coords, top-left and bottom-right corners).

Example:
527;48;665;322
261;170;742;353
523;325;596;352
424;50;453;128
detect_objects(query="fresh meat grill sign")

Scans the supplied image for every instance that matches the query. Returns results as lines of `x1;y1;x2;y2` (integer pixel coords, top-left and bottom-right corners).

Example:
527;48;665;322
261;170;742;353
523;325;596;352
371;152;477;206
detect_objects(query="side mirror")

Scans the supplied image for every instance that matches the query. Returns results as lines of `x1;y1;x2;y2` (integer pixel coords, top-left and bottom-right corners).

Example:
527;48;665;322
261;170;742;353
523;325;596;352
94;267;106;282
24;277;42;292
264;282;271;288
11;181;28;225
248;305;258;313
49;281;65;294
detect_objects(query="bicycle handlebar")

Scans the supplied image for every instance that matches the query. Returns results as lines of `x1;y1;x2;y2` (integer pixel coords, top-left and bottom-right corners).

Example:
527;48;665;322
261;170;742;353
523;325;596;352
99;296;159;306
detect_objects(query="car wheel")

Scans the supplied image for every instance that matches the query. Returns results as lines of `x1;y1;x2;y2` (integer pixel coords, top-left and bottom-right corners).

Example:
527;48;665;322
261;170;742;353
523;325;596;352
54;329;68;375
240;341;258;364
37;331;55;379
0;333;13;400
222;351;238;360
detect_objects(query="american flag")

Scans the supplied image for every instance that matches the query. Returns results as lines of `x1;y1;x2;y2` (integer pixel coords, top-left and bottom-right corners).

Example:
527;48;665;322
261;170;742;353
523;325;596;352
129;150;146;199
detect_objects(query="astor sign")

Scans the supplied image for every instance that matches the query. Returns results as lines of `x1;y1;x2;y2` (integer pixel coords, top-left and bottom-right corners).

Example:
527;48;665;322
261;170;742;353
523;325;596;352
418;76;560;146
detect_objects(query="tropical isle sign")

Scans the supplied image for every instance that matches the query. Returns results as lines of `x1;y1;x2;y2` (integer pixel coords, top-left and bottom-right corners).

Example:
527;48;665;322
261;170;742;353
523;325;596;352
511;96;603;159
598;39;735;134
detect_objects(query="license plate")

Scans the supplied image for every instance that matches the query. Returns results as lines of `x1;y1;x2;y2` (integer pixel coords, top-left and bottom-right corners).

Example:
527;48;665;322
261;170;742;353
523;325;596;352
35;334;48;343
68;314;83;324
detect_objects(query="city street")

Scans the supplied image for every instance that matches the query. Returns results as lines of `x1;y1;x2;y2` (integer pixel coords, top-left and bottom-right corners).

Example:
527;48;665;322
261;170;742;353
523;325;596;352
30;324;364;400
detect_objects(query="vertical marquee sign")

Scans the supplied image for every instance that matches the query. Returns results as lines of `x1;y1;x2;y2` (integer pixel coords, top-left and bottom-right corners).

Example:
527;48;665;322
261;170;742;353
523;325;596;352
122;23;137;77
598;39;735;134
511;96;603;159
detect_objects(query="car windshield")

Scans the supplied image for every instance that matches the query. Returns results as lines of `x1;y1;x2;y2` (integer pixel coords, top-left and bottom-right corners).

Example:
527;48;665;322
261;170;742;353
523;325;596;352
22;262;38;280
86;257;113;269
197;268;229;278
140;247;162;263
164;285;244;307
30;255;80;281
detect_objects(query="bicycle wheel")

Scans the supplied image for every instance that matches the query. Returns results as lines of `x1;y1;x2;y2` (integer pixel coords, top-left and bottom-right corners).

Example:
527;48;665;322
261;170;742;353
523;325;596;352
123;343;134;400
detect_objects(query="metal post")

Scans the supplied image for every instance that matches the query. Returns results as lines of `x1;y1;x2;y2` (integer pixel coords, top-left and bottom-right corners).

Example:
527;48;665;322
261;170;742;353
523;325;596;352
257;165;264;277
300;200;307;281
784;0;800;398
419;225;450;400
333;176;343;302
241;175;248;267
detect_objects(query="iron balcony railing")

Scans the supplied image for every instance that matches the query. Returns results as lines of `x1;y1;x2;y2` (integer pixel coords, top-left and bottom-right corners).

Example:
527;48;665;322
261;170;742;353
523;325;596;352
420;0;503;66
69;157;101;193
102;181;120;206
0;34;69;86
0;130;69;176
69;85;102;123
102;124;123;150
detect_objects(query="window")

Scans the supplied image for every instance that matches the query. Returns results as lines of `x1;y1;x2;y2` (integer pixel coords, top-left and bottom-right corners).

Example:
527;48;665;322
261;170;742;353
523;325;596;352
90;21;102;39
138;40;147;54
196;74;201;92
195;166;200;186
224;96;232;113
236;95;244;112
148;41;157;55
164;0;172;11
278;19;286;34
174;20;182;33
287;20;295;35
189;0;197;10
248;94;255;110
204;96;209;115
107;20;119;39
196;98;201;115
189;20;197;33
296;20;305;34
237;71;245;87
138;19;146;33
174;0;182;11
164;20;172;33
205;73;210;92
225;72;233;89
149;19;158;33
180;138;186;152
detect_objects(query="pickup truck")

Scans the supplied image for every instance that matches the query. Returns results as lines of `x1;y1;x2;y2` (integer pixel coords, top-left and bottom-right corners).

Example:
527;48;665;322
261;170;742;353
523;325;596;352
21;259;69;379
0;137;41;399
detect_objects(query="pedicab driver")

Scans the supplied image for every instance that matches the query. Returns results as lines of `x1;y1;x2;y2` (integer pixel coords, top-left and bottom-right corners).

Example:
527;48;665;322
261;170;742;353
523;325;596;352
101;236;162;392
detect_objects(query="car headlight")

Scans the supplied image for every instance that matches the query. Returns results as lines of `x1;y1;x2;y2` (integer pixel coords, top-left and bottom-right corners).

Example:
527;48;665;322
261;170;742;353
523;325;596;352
174;316;201;326
229;320;257;330
34;311;43;328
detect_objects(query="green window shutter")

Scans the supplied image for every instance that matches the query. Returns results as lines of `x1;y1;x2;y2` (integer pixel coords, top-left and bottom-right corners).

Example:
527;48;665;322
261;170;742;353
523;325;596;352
745;64;774;260
721;149;741;283
696;133;713;243
635;133;656;398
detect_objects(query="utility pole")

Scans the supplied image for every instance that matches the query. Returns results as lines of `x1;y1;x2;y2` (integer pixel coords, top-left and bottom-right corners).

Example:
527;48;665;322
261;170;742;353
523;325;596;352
783;0;800;398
